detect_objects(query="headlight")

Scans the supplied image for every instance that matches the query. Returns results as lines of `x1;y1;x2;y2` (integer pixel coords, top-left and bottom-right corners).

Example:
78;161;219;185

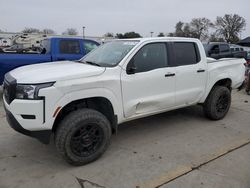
16;82;54;99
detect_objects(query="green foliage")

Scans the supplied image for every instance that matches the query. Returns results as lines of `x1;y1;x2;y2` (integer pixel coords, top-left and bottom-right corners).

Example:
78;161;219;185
104;32;114;37
157;32;165;37
116;32;142;39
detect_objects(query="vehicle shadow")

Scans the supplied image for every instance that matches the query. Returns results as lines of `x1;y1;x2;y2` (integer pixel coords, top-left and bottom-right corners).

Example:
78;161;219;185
0;105;205;168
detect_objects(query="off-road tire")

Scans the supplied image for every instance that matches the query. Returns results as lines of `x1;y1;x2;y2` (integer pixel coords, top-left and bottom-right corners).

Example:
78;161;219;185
203;86;231;120
55;109;111;166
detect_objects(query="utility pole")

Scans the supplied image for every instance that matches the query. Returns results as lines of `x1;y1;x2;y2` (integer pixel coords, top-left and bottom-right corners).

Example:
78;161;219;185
82;26;85;38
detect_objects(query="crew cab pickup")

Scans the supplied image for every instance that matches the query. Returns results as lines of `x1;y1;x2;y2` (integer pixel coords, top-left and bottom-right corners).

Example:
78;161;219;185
203;42;247;59
3;37;245;165
0;37;99;83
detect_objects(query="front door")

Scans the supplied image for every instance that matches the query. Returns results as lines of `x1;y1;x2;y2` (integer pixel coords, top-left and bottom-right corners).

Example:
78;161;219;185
121;42;176;118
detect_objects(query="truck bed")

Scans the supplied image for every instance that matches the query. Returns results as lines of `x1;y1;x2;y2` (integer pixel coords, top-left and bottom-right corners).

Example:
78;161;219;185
207;58;246;91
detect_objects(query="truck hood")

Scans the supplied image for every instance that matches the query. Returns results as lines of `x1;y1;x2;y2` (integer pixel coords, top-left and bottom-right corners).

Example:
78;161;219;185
9;61;106;83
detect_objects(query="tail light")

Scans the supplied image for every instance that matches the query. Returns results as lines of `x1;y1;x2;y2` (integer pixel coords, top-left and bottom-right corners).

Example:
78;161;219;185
244;60;250;66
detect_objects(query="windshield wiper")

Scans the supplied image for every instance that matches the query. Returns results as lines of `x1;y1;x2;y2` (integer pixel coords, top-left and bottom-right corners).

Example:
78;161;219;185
82;61;101;67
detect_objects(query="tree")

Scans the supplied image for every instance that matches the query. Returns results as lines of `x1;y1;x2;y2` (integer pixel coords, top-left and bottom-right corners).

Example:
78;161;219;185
104;32;114;38
22;27;40;33
209;33;225;42
169;21;193;38
116;32;142;39
42;28;56;35
175;21;185;37
62;28;78;35
183;24;193;37
215;14;246;43
157;32;165;37
168;18;213;40
189;18;213;40
115;33;124;39
167;32;175;37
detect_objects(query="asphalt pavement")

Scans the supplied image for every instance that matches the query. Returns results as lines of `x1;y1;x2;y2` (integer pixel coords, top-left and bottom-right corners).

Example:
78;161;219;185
0;89;249;188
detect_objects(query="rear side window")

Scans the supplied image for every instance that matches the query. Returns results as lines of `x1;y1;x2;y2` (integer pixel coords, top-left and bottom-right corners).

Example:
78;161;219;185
59;40;80;54
173;42;200;66
131;43;168;73
220;44;230;53
84;41;98;54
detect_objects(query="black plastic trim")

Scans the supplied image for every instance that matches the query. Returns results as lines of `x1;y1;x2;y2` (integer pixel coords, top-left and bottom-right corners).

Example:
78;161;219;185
21;115;36;119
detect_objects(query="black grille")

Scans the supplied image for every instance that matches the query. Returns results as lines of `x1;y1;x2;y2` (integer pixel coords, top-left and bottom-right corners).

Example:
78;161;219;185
3;73;16;104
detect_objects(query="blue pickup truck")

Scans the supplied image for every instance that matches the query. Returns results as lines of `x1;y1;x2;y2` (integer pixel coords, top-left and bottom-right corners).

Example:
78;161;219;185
0;37;99;83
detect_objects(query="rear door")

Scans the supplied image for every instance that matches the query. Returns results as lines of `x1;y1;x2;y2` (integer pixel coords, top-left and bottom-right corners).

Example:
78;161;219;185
53;39;84;61
171;42;207;106
219;44;231;58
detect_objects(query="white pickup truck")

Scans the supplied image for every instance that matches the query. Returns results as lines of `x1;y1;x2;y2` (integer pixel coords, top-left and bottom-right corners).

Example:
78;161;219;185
3;37;245;165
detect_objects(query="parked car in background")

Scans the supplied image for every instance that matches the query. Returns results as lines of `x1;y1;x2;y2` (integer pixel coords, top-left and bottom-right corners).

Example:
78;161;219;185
3;37;245;165
203;42;247;60
230;44;244;52
245;52;250;95
245;52;250;75
0;37;99;83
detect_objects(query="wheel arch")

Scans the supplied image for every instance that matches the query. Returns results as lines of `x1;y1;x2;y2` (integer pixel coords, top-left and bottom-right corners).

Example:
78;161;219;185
52;96;118;134
201;78;232;103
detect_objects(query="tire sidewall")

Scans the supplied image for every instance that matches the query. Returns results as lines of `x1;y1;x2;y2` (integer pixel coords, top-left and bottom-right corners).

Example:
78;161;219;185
56;109;111;165
213;87;231;118
204;86;231;120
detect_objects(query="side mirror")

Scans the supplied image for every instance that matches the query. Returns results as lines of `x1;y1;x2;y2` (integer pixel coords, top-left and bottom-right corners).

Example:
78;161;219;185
126;59;137;74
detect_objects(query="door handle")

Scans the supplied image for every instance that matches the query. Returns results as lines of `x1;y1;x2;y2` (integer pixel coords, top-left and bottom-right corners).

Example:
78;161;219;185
197;69;205;73
165;73;175;77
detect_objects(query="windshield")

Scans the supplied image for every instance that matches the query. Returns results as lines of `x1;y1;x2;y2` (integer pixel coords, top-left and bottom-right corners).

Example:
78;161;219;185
80;40;138;67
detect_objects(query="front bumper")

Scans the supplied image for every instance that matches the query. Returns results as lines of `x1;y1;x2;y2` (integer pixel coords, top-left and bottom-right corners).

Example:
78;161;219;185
3;98;51;144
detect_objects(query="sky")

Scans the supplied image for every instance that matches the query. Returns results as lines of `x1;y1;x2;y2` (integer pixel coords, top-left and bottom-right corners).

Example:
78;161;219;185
0;0;249;38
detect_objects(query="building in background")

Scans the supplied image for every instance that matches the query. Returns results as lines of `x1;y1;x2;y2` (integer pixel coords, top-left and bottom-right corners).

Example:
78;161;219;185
238;37;250;47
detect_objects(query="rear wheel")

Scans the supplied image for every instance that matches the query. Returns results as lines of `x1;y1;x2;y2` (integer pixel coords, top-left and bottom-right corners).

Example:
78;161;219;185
55;109;111;166
203;86;231;120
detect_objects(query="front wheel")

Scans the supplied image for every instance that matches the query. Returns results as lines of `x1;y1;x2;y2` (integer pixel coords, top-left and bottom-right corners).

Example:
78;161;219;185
55;109;111;166
203;86;231;120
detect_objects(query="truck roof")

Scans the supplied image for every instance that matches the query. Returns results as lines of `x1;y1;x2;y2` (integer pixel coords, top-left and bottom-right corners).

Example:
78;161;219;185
45;36;98;42
117;37;201;43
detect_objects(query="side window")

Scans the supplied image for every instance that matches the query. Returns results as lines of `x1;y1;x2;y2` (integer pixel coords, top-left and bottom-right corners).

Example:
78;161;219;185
84;41;99;54
173;42;200;66
220;44;230;53
129;43;168;73
211;45;220;54
59;40;80;54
